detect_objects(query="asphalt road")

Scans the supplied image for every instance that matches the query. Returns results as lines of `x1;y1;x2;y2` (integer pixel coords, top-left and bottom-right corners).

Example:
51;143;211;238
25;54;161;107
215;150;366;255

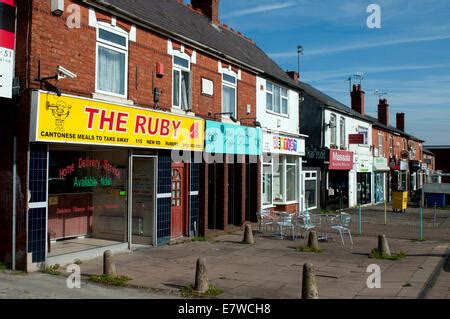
0;272;176;299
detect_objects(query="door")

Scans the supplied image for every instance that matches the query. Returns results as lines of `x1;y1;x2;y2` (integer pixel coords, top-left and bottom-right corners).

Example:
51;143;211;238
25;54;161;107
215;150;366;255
131;156;156;246
171;164;185;238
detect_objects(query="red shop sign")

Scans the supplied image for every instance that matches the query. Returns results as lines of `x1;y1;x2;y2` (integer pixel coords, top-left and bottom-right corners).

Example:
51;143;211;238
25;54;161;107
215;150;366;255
348;134;365;144
329;150;354;170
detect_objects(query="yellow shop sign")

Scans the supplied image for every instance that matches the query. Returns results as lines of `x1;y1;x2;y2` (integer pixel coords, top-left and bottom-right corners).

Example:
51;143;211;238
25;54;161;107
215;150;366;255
30;91;204;151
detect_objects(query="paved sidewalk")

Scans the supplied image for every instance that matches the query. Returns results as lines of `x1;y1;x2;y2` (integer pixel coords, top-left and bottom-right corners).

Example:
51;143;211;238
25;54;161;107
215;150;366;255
70;230;448;299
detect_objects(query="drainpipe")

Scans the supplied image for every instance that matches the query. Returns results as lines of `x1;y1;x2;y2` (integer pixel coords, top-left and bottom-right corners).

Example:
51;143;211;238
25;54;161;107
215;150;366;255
12;136;17;271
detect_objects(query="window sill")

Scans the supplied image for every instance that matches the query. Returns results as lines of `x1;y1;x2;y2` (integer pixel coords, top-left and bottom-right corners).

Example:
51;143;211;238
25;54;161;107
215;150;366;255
274;201;299;206
266;110;289;119
93;92;134;106
171;107;196;117
220;116;240;125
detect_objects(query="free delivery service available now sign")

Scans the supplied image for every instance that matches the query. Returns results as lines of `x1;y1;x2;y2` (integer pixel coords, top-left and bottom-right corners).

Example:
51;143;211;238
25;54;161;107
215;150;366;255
30;91;205;151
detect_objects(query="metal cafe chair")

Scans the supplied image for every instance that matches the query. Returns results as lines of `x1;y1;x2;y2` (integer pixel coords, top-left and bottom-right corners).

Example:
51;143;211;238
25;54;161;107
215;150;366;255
276;212;296;240
297;210;317;239
331;212;354;247
256;210;275;233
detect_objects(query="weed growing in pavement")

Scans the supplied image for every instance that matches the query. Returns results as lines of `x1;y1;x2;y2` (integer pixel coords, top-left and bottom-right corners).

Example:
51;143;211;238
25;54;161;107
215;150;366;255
295;246;324;253
89;274;131;287
40;264;61;275
369;249;406;261
180;284;223;298
192;237;208;242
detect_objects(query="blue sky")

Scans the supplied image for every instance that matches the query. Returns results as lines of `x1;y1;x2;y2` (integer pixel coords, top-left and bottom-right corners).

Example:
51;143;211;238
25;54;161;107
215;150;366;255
213;0;450;145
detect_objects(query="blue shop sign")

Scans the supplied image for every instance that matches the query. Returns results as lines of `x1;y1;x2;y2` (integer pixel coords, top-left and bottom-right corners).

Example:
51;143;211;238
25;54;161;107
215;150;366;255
205;121;262;155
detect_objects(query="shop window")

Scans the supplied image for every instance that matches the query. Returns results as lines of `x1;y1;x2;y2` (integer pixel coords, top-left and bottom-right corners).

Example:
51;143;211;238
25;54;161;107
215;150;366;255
172;52;191;111
266;81;288;116
96;23;128;98
48;149;128;244
262;163;273;206
273;155;298;204
304;171;318;210
222;72;237;118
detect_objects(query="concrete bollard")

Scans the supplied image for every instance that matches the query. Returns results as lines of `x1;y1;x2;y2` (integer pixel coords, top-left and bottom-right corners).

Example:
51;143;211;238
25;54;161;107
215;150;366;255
307;231;319;250
301;263;319;299
378;234;391;257
103;250;116;276
194;257;209;293
243;223;255;244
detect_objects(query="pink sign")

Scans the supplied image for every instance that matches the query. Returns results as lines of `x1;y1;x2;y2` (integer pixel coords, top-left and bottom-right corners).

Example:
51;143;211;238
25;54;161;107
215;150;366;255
329;150;354;170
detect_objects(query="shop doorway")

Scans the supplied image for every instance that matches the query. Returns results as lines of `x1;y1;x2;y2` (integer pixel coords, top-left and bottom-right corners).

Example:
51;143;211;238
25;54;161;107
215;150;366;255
208;163;225;230
228;162;243;227
245;158;258;223
131;156;157;246
327;170;349;210
171;163;186;239
357;173;372;205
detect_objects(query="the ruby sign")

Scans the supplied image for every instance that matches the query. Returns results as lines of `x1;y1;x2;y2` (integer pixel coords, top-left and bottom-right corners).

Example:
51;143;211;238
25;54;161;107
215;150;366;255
329;150;354;170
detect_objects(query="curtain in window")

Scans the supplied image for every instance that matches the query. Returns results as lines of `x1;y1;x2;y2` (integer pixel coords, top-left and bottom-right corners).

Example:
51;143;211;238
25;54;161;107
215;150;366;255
274;86;281;113
98;46;125;95
173;70;180;107
222;85;236;117
181;71;190;110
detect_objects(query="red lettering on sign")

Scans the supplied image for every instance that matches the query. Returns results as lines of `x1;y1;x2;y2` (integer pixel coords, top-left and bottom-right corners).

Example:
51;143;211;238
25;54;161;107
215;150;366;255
135;115;146;134
85;107;99;129
100;110;115;131
172;120;182;137
160;119;170;136
148;117;160;135
116;112;128;132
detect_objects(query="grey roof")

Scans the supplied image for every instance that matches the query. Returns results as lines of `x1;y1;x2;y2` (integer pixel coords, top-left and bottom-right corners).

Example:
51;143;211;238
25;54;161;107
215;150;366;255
297;82;425;142
423;148;435;156
90;0;297;88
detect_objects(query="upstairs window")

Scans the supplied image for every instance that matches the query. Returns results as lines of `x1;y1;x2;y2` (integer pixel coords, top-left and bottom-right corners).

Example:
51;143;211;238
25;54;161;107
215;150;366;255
172;53;191;111
330;114;337;146
222;72;237;118
339;117;346;148
378;133;383;157
357;126;369;145
96;24;128;97
266;82;288;116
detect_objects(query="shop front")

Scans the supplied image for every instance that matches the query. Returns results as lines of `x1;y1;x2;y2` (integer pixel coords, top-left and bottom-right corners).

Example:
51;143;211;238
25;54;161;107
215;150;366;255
204;121;261;231
325;149;354;210
373;157;390;204
261;131;305;213
356;156;373;206
27;91;204;266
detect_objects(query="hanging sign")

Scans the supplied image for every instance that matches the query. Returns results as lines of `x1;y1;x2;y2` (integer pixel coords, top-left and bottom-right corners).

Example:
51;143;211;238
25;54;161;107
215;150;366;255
30;91;205;151
0;0;16;99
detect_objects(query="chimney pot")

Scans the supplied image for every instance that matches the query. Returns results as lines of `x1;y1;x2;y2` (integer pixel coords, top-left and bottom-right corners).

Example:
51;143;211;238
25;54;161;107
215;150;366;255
396;113;405;132
191;0;220;24
378;98;389;126
351;84;365;115
287;70;299;82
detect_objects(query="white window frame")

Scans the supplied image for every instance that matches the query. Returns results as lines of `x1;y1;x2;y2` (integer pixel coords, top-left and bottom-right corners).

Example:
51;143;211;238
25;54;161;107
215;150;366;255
339;117;346;149
266;81;289;116
95;22;129;99
172;51;192;111
357;126;369;145
304;171;318;210
272;155;298;205
262;161;273;208
221;69;237;119
330;113;337;146
378;133;383;157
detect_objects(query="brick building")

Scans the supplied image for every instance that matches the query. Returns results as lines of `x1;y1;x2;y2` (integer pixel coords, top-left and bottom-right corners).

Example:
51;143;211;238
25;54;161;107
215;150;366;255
0;0;303;270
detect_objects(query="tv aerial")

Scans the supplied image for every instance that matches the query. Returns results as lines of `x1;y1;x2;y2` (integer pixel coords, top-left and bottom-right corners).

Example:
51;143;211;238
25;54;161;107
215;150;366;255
374;89;388;100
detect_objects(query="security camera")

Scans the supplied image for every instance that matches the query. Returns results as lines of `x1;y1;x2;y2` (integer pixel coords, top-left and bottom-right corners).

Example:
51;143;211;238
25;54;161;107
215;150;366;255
57;66;77;80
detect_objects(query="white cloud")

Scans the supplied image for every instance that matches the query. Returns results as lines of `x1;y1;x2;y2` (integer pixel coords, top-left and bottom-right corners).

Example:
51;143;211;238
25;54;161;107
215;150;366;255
222;2;296;19
270;34;450;58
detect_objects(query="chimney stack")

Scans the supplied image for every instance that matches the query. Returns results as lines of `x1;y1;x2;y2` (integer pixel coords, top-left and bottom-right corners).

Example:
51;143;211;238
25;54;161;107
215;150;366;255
286;71;299;82
378;98;389;126
396;113;405;132
191;0;220;25
351;84;365;115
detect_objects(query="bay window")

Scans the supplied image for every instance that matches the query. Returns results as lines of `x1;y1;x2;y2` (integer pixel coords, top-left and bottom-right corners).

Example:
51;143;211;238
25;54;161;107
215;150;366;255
222;72;237;118
96;24;128;97
172;53;191;110
266;81;288;116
